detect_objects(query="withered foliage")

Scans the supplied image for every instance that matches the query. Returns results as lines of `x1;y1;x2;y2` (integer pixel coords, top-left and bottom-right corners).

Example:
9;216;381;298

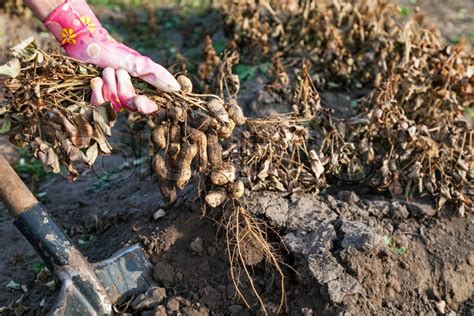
223;0;449;89
350;44;473;210
226;1;473;212
1;39;116;179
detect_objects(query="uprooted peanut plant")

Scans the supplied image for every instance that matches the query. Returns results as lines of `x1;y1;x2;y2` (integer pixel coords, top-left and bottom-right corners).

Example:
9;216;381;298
1;0;473;313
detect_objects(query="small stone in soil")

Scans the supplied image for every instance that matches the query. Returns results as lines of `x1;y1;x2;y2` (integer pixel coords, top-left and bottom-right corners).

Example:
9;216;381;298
166;297;180;312
154;305;167;316
153;262;175;287
190;237;204;253
435;300;446;314
198;260;211;275
337;191;360;204
301;307;314;316
405;200;436;217
467;253;474;266
390;201;409;219
228;304;244;315
153;209;166;220
131;286;166;311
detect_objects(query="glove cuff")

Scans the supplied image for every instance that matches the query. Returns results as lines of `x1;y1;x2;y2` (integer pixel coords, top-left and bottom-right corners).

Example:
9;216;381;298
44;0;110;61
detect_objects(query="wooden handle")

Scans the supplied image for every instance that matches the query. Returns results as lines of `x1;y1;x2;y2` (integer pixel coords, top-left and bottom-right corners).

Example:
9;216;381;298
0;154;38;217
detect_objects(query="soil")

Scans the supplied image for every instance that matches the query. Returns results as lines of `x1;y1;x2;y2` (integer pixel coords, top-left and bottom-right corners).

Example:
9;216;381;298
0;1;473;315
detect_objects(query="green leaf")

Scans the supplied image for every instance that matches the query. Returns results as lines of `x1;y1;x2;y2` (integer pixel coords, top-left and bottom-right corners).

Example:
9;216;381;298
31;262;45;275
396;246;407;255
382;235;392;245
78;66;88;74
6;280;21;290
0;115;12;134
234;64;257;81
213;39;227;54
258;62;272;74
36;192;48;199
350;100;358;109
399;6;411;17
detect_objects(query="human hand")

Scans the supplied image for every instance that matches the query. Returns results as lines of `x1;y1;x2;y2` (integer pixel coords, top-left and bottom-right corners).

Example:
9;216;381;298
43;0;180;113
89;68;163;114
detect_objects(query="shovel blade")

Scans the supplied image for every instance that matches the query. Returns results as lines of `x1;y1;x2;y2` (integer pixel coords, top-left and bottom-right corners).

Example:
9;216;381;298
13;204;154;315
50;245;154;316
93;244;154;302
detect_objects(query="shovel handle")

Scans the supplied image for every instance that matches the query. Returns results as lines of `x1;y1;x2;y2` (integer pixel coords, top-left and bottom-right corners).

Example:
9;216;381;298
0;154;38;217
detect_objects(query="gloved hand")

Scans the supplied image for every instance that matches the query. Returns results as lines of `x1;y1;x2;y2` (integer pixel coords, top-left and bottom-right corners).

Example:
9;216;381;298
90;68;162;114
43;0;180;114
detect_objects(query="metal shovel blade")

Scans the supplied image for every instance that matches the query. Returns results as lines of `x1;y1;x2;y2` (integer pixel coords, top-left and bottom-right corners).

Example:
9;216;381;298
93;244;153;303
51;244;153;316
14;204;154;316
0;155;155;315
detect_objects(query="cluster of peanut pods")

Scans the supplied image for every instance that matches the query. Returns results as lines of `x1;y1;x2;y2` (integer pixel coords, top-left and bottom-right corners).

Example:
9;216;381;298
151;76;246;206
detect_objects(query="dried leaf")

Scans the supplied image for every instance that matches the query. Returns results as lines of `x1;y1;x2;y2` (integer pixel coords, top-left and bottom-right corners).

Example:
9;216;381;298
0;58;21;78
85;143;99;166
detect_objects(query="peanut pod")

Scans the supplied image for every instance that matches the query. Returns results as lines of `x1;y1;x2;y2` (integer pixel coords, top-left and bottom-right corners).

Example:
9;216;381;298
153;151;182;183
152;123;168;149
169;123;181;142
205;188;227;208
211;162;236;186
186;126;208;172
177;75;193;94
159;180;177;203
207;98;230;124
227;101;246;126
218;119;236;139
174;143;198;190
192;115;219;131
168;106;186;122
227;180;245;199
207;130;223;166
167;142;181;165
153;153;170;181
154;144;197;190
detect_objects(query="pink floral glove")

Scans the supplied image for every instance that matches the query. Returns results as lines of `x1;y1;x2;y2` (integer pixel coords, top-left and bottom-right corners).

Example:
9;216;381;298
44;0;180;114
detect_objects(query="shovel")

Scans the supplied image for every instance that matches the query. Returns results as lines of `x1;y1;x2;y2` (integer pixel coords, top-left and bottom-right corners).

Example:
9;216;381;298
0;154;154;315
